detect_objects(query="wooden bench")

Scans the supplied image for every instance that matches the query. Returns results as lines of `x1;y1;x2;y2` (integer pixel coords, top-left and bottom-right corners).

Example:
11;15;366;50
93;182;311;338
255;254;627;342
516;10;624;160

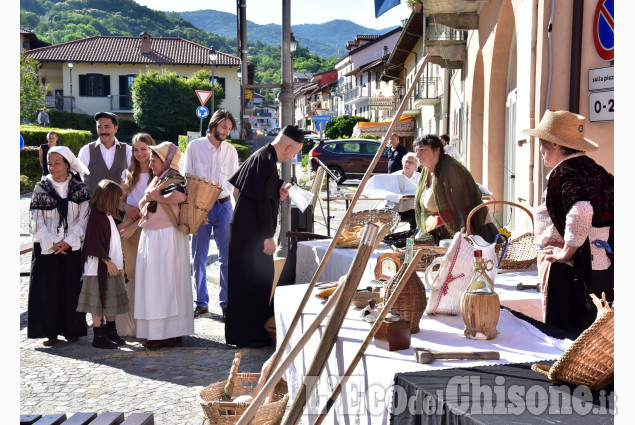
19;412;154;425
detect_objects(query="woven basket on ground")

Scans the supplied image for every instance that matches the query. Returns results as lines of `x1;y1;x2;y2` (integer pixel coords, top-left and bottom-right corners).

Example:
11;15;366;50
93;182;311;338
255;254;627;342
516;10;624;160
199;353;289;425
466;200;538;269
531;295;614;390
336;209;400;248
179;173;223;235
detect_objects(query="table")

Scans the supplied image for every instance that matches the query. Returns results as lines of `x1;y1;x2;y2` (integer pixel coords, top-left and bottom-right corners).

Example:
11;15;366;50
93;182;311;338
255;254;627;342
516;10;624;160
275;283;571;425
295;239;543;321
322;194;415;211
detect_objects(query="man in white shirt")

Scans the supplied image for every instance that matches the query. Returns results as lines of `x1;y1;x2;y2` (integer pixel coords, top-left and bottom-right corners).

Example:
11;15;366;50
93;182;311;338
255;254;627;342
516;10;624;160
440;134;462;163
185;110;239;321
78;112;132;195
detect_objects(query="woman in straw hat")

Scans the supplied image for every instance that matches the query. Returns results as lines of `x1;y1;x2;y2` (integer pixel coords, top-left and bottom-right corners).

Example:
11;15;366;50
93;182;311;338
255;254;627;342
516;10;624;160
28;146;91;346
134;142;194;349
523;109;613;336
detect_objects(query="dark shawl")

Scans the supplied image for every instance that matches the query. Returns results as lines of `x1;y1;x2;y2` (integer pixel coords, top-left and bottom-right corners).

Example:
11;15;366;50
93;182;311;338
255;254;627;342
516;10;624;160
30;174;90;235
229;144;284;239
414;153;497;242
81;210;111;308
546;155;614;311
143;169;186;215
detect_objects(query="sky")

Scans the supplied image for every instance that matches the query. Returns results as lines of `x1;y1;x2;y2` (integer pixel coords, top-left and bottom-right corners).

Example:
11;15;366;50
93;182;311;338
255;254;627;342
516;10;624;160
135;0;412;30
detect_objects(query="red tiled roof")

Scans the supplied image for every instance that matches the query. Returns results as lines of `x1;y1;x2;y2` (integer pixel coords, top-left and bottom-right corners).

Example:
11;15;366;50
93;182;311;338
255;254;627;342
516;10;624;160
24;34;241;66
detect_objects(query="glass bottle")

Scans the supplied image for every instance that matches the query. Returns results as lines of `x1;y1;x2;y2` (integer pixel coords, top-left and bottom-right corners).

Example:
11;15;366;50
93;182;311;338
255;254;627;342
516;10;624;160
328;178;338;197
404;237;414;264
414;211;427;241
465;250;495;294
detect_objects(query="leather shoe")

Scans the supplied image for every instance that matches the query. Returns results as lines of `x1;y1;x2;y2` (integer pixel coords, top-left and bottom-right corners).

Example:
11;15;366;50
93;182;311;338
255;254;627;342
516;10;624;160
142;338;178;350
194;306;209;318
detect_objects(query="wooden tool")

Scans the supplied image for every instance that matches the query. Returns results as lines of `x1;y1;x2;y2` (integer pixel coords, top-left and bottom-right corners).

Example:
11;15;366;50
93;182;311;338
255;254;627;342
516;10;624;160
516;282;539;291
414;347;500;364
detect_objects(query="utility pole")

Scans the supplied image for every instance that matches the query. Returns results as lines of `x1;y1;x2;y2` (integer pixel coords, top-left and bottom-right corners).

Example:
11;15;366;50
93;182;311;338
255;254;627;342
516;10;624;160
238;0;248;141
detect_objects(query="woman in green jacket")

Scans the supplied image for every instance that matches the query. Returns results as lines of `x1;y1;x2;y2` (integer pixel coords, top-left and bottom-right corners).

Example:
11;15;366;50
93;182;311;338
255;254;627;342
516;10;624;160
413;134;497;243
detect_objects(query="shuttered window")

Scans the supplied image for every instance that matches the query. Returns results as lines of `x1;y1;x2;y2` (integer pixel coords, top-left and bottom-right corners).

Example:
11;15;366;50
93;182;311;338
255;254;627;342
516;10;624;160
78;74;111;97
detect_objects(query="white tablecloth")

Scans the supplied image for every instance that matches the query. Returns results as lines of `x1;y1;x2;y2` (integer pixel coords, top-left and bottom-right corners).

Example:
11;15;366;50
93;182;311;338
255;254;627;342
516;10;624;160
275;283;568;425
295;239;543;321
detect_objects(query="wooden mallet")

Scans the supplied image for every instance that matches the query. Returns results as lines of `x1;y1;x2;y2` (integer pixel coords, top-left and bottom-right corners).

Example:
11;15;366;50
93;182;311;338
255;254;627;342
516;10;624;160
414;347;500;364
516;282;539;291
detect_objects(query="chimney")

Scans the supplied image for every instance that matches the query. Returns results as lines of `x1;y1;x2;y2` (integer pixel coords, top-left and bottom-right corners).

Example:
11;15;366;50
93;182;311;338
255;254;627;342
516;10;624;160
383;45;388;57
140;32;151;56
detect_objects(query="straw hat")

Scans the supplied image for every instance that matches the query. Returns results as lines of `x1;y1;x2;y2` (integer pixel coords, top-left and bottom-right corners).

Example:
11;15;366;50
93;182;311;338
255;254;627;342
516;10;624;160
148;141;181;171
522;109;598;151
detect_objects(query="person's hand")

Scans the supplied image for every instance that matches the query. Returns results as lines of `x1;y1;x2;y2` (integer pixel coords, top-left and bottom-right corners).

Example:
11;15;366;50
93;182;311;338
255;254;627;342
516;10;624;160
124;204;140;221
263;238;276;255
543;244;576;263
202;216;209;226
119;224;138;240
105;260;120;277
279;183;291;202
53;241;70;255
146;188;161;202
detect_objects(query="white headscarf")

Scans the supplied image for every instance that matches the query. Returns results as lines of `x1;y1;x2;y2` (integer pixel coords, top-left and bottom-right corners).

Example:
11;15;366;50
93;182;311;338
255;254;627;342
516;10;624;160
47;146;90;178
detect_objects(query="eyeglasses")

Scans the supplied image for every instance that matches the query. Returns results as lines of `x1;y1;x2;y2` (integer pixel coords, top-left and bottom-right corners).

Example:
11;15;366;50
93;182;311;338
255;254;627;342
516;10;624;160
405;161;417;165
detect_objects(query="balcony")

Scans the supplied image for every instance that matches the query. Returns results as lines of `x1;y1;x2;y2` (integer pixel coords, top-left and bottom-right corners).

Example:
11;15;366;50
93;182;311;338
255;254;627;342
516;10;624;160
413;77;442;107
422;0;489;30
424;26;467;69
109;95;134;112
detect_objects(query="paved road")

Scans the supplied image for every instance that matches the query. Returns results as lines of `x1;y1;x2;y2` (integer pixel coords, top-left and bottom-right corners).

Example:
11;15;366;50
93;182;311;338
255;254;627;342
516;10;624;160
18;163;407;423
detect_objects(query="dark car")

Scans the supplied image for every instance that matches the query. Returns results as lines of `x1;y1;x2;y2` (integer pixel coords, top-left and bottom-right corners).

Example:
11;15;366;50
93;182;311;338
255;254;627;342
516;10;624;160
267;128;280;136
309;139;389;184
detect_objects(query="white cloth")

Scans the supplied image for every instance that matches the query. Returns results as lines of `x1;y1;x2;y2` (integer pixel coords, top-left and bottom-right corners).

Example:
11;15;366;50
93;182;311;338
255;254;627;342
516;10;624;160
184;136;239;199
83;215;124;276
134;226;194;340
121;170;150;209
78;138;132;170
445;144;462;162
385;170;420;212
30;175;90;253
48;146;90;178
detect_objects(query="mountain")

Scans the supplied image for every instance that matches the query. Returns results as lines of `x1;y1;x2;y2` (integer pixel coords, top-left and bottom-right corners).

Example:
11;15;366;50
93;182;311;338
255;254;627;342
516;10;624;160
179;10;398;58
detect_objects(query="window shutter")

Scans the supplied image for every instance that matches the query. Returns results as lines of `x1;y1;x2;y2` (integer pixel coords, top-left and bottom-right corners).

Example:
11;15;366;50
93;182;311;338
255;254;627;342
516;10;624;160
79;75;87;96
104;75;111;96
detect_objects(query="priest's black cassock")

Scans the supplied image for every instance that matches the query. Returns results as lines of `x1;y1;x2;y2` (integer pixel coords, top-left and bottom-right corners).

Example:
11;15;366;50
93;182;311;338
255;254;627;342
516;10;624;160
225;144;283;347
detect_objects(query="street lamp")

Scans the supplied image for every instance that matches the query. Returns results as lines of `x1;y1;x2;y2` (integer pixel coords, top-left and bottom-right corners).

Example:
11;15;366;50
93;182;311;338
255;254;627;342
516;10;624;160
237;64;242;140
209;46;217;117
67;60;73;113
290;32;298;53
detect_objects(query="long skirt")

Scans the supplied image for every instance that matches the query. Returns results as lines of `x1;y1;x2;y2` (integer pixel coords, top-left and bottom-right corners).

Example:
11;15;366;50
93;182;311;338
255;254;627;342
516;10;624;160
134;226;194;340
76;274;129;318
116;226;142;336
27;243;87;340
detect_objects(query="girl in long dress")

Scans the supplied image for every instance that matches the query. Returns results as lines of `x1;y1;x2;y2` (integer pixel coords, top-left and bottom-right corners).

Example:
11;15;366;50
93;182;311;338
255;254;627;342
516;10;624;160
76;180;130;349
28;146;90;346
134;142;194;350
115;133;156;337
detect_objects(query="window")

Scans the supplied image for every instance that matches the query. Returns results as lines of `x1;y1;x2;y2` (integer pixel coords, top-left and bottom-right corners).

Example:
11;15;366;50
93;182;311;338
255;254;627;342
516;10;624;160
342;143;361;154
79;74;111;97
365;143;381;155
323;143;338;153
212;76;226;99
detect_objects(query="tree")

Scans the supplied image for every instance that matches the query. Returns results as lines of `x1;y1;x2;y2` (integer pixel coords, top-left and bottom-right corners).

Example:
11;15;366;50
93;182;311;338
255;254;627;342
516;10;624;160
20;52;48;124
324;115;370;139
131;68;224;141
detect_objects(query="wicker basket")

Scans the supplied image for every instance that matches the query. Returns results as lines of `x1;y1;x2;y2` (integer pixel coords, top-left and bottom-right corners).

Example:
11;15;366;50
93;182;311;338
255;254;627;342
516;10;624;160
199;354;289;425
384;270;427;333
531;297;614;390
392;246;448;271
335;209;400;249
466;201;538;269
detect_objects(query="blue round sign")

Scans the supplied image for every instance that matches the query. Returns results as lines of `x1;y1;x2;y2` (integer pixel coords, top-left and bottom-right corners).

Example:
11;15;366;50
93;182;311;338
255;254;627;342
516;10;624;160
593;0;614;61
20;135;24;150
196;106;209;119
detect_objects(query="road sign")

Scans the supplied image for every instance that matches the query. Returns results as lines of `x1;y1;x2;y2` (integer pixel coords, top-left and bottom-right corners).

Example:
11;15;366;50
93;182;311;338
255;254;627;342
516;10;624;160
312;115;332;122
20;135;24;150
249;116;257;125
195;90;212;106
196;106;209;119
588;66;614;91
593;0;614;61
588;90;614;122
315;120;327;132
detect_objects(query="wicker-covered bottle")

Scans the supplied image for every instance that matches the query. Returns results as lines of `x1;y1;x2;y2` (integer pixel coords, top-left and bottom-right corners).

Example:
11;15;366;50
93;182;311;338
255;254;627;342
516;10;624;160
384;238;427;333
460;250;500;340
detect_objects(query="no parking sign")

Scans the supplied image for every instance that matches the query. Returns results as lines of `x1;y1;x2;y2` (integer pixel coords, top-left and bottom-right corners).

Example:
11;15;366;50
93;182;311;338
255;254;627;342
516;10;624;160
593;0;614;61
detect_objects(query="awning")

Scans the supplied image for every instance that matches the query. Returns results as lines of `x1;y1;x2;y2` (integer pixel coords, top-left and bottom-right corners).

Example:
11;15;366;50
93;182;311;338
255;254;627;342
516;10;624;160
352;116;415;137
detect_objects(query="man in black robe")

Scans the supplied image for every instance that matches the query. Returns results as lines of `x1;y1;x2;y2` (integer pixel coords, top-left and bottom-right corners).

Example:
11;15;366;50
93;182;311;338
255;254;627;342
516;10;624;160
225;125;304;348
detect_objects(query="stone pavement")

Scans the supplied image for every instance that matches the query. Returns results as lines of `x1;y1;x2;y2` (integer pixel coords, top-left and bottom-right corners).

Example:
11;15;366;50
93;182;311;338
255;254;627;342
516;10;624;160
19;165;408;424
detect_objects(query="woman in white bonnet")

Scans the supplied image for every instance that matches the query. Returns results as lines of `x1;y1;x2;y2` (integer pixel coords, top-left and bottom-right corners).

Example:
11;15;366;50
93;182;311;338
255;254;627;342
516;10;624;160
28;146;91;346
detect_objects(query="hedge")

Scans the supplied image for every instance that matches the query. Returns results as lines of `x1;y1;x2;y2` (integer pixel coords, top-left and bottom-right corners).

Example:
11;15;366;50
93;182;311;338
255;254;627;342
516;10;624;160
49;110;143;142
20;125;92;156
20;146;42;183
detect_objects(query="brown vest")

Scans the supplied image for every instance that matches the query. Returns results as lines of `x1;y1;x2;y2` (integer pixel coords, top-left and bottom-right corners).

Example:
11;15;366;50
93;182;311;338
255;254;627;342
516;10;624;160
85;142;128;195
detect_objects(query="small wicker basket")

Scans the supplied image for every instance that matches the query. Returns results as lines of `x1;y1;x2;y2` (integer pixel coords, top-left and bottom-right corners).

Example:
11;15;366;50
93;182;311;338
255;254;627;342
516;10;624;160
467;201;538;269
384;271;427;333
336;209;400;249
531;295;614;390
392;245;448;272
199;353;289;425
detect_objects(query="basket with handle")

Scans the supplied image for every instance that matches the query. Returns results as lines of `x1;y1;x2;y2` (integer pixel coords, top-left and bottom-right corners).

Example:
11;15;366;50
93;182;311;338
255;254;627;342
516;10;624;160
531;294;614;390
335;209;400;248
466;200;538;269
199;352;289;425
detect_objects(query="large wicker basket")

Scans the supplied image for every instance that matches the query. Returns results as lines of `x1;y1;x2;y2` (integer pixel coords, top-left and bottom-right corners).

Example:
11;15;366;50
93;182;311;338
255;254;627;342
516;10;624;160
531;296;614;390
199;354;289;425
466;200;538;269
336;209;400;248
392;245;448;272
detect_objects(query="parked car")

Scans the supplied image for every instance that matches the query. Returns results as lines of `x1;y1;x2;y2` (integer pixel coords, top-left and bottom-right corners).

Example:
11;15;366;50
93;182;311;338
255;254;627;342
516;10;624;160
309;139;389;184
267;128;280;136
